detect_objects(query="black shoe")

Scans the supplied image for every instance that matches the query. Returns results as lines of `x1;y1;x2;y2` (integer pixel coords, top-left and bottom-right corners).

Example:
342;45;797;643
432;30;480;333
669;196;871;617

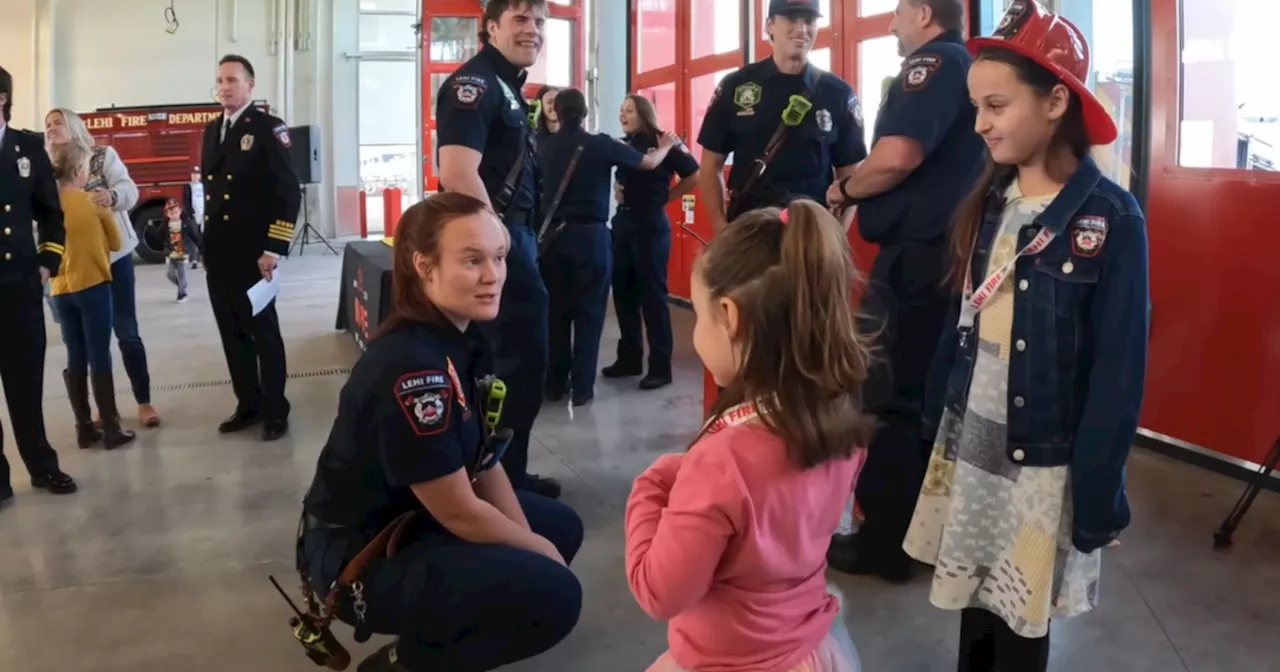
218;410;262;434
31;470;77;495
638;372;672;390
0;488;14;505
522;474;562;499
602;361;643;378
357;642;410;672
571;392;594;407
262;418;289;441
827;532;914;584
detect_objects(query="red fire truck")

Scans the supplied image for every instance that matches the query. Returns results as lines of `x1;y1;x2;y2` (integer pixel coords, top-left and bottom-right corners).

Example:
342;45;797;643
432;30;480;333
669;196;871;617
80;100;270;264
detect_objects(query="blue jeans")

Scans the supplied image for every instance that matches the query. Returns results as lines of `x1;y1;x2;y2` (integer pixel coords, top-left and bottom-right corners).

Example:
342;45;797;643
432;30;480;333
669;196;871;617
109;256;151;404
52;282;115;376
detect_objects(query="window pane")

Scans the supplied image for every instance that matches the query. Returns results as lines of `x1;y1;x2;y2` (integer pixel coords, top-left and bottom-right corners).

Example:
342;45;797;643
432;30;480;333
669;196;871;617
359;0;416;12
359;13;418;51
810;48;831;72
635;82;678;135
637;0;677;72
859;0;896;16
528;18;574;87
691;0;741;59
760;0;830;39
360;144;419;233
429;17;479;62
359;60;418;146
428;72;452;121
690;69;736;163
858;35;901;149
1057;0;1138;184
1176;0;1278;171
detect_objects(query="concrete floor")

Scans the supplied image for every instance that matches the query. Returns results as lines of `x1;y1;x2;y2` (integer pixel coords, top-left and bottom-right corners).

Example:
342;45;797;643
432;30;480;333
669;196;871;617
0;248;1277;672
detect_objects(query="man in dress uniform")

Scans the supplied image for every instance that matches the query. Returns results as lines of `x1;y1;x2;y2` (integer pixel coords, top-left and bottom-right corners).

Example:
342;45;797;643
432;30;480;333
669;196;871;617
201;54;301;442
824;0;984;583
696;0;867;231
435;0;561;499
0;65;77;504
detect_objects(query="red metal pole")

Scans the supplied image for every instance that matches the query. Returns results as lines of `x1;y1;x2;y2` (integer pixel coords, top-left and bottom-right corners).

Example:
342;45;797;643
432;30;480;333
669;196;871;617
358;190;368;239
383;187;403;238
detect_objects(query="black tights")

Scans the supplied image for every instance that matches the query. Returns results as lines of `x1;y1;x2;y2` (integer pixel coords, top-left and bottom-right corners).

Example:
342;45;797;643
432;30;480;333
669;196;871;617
958;607;1050;672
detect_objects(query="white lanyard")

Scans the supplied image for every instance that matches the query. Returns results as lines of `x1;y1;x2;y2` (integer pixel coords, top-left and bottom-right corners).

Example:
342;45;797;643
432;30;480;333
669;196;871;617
958;225;1055;330
700;401;762;436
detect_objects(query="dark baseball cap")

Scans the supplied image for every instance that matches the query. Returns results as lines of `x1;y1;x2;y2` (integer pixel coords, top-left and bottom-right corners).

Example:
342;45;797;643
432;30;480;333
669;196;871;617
768;0;823;17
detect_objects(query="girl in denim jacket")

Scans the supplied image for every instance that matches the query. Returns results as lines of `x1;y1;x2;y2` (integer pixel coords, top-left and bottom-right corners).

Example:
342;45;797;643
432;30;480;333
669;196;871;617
903;3;1149;671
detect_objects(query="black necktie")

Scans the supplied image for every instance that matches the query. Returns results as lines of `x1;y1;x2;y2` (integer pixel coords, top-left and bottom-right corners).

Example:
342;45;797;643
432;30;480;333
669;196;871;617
222;118;232;142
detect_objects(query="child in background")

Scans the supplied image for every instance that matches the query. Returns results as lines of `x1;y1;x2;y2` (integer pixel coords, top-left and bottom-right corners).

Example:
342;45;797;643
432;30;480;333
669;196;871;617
625;199;872;672
163;198;199;302
48;142;136;450
903;4;1149;671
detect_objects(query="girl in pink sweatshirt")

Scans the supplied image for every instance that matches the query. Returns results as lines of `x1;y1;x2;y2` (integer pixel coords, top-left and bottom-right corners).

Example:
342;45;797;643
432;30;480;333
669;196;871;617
625;199;873;671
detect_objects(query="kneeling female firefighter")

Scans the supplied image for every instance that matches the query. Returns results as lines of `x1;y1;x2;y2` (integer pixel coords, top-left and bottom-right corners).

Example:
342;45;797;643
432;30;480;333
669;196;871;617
287;193;585;672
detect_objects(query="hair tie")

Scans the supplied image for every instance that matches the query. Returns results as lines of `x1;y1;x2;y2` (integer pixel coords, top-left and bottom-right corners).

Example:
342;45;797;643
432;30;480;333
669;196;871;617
779;209;790;225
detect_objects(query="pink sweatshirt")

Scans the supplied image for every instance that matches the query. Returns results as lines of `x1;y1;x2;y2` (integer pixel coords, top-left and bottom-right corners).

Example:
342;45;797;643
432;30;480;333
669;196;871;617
625;420;865;671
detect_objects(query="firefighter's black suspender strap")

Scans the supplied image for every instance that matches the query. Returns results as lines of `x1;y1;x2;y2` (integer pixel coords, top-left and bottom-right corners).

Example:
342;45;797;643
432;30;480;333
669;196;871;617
727;80;817;220
536;145;585;255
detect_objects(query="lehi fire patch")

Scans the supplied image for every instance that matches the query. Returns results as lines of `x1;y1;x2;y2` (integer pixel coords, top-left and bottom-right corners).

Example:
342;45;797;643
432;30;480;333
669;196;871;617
902;54;941;92
452;75;488;109
395;370;452;436
1070;216;1108;257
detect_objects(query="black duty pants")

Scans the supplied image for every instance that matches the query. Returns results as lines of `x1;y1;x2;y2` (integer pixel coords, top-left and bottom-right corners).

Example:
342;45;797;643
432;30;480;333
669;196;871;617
0;283;62;491
958;608;1050;671
484;221;549;485
610;208;673;375
302;492;584;672
853;243;952;570
541;221;612;399
206;262;289;421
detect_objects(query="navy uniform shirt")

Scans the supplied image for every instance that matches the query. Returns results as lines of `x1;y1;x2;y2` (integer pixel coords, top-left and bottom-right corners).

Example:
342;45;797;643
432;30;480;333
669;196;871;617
616;132;699;212
200;108;302;267
0;126;65;289
436;46;539;219
697;58;867;212
540;127;645;223
857;30;985;245
303;320;491;533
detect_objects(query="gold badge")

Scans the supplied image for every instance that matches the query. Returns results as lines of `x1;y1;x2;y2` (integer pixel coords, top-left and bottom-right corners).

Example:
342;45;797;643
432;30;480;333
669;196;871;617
241;135;254;151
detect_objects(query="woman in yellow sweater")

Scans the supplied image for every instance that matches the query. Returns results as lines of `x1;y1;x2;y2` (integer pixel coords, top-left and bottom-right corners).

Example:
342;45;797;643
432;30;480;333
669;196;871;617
48;143;136;449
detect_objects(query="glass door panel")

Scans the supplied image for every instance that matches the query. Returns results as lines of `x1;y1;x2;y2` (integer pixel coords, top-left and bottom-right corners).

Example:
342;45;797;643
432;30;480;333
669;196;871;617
857;35;902;148
689;68;737;162
1057;0;1138;187
427;16;478;62
636;0;678;72
691;0;742;59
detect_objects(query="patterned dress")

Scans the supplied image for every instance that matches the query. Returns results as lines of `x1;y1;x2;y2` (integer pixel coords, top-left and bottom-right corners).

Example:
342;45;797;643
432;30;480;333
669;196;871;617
902;182;1101;639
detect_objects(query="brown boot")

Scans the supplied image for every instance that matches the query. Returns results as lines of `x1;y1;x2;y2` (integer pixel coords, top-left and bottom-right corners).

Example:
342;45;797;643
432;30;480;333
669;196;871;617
63;369;102;448
90;370;136;450
138;403;161;428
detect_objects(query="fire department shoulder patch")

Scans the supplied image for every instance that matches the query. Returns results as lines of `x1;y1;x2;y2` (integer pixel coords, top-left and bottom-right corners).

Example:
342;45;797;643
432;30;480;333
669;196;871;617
395;370;452;436
273;123;292;148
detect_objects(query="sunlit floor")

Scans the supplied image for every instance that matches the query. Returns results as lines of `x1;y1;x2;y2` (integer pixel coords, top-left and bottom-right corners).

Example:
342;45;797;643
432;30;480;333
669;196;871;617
0;248;1276;671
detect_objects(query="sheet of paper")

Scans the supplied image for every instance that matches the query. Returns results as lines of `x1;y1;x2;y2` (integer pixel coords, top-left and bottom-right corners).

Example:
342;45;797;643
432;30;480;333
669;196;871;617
247;270;281;316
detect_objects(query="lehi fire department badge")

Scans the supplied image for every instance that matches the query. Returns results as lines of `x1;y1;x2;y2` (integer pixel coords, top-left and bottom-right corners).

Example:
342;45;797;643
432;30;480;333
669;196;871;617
1070;216;1108;257
395;370;452;436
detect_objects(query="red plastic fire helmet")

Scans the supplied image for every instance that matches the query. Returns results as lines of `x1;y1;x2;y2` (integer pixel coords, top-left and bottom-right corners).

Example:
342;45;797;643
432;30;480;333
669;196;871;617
967;0;1118;146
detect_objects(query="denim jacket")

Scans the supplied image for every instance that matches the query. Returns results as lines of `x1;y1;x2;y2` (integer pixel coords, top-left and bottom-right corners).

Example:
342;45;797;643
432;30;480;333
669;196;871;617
921;156;1149;554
